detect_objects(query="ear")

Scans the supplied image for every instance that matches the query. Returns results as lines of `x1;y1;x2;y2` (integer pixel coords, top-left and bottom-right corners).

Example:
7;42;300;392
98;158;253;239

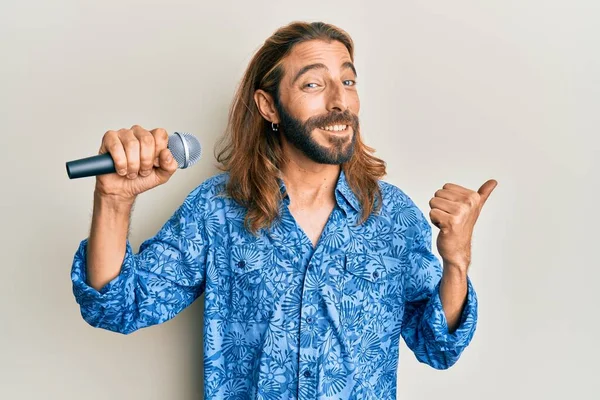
253;89;279;124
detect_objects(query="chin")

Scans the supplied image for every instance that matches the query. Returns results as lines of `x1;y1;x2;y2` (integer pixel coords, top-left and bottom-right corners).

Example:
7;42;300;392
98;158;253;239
312;144;355;165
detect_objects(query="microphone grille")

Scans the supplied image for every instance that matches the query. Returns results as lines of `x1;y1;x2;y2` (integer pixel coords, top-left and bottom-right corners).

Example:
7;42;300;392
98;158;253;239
168;132;202;169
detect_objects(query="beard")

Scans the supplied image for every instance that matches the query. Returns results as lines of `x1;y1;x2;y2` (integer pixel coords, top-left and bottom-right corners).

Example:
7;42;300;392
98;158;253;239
273;98;359;165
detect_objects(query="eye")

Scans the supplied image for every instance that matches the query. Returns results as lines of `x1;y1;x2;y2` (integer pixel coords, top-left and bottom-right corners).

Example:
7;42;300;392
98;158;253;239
305;83;319;88
343;80;357;86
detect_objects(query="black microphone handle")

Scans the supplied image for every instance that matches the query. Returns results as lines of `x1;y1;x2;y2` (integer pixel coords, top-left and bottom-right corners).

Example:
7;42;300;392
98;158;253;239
66;153;117;179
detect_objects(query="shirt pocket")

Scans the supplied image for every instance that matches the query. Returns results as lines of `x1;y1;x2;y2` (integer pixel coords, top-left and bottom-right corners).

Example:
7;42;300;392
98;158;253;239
225;243;276;323
340;253;403;341
342;252;390;307
344;252;389;284
339;253;391;339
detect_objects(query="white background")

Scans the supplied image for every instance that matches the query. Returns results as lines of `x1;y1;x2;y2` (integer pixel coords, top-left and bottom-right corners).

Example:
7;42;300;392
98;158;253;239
1;0;598;398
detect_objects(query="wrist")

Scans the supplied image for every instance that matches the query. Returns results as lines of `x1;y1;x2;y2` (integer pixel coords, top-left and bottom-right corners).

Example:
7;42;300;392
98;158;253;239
443;261;469;279
93;190;135;212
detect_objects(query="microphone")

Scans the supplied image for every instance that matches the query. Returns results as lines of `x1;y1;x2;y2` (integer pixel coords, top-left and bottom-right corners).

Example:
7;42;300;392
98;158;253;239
66;132;202;179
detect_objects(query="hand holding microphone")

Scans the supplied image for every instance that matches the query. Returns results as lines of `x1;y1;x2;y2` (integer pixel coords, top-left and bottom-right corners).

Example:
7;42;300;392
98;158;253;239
66;125;201;203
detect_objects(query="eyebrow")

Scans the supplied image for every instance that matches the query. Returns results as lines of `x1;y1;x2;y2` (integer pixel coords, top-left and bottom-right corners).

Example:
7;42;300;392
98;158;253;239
291;61;357;84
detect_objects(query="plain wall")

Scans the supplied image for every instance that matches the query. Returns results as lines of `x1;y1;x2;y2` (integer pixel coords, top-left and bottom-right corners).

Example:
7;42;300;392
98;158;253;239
1;0;598;399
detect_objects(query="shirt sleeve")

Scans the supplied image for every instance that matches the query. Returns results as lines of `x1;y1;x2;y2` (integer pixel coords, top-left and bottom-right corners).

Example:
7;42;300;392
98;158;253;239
400;206;478;370
70;186;209;335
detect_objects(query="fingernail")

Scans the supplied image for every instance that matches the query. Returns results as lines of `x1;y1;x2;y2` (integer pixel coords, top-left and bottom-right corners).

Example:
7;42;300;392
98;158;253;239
127;173;137;179
118;169;127;176
140;169;151;176
166;155;172;163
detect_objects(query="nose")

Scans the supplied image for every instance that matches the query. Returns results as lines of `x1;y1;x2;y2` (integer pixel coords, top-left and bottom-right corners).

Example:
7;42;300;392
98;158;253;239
326;80;348;113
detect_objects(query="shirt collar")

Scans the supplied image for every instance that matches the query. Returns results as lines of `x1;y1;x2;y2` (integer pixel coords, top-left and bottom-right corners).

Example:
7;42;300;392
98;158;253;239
277;169;361;215
335;170;361;214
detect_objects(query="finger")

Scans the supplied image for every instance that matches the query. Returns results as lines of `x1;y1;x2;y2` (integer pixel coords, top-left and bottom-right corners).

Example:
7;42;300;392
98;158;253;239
132;126;155;177
429;208;450;231
101;130;128;176
442;182;471;195
119;129;140;179
477;179;498;206
151;128;169;168
434;188;463;202
155;148;178;183
429;197;461;214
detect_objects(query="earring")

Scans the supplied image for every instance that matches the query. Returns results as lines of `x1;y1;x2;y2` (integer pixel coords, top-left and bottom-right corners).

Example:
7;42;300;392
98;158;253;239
271;122;279;132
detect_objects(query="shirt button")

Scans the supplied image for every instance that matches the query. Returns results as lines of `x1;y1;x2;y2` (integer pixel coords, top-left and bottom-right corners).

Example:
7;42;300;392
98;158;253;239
303;370;311;378
307;264;313;271
306;317;313;323
237;260;246;268
372;270;379;279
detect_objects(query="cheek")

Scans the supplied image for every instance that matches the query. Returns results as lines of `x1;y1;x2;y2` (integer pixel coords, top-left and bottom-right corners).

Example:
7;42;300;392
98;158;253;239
349;92;360;114
290;93;327;119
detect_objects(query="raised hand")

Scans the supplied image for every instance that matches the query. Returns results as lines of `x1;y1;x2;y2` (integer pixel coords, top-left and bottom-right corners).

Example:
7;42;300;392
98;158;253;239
428;179;498;270
94;125;178;203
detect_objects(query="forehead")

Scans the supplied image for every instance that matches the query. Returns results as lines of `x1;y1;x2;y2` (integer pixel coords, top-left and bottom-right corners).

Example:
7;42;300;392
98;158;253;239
282;39;353;76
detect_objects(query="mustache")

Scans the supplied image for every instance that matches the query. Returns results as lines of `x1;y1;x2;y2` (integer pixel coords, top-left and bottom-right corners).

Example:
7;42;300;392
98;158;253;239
306;110;359;129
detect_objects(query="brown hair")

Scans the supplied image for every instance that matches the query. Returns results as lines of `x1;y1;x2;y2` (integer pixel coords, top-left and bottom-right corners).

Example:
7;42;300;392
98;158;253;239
215;21;386;233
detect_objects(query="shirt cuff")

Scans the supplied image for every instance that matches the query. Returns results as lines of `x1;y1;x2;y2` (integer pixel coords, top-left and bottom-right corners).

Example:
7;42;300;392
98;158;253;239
422;275;478;353
70;238;135;309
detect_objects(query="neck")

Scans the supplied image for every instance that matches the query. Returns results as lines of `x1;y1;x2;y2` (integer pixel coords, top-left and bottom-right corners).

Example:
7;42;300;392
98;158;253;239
279;147;341;209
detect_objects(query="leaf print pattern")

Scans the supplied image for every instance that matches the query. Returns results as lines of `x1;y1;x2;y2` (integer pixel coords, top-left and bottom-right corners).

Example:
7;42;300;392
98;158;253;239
71;170;478;399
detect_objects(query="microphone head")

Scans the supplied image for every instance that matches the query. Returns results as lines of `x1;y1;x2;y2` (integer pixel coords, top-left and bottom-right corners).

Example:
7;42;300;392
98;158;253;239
168;132;202;169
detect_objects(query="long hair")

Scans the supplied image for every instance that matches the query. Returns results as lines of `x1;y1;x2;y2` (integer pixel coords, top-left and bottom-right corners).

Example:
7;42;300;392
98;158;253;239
215;21;386;234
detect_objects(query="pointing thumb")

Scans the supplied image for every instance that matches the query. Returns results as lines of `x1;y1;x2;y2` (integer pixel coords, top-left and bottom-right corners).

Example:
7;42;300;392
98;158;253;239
477;179;498;207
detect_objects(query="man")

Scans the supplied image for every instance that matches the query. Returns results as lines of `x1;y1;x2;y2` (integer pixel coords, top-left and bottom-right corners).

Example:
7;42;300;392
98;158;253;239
71;21;497;399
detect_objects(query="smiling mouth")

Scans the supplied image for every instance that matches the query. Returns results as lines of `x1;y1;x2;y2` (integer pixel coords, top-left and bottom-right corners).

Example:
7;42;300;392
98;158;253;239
317;124;351;133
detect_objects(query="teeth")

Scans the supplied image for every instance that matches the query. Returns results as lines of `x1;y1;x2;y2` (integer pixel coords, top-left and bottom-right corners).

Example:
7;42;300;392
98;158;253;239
319;125;348;131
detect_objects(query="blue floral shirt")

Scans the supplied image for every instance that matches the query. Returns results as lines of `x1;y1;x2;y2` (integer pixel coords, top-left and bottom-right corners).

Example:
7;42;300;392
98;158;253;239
71;171;478;399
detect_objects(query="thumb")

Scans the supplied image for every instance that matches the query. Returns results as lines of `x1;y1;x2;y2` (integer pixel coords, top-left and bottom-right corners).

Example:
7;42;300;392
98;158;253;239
154;149;178;183
477;179;498;207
